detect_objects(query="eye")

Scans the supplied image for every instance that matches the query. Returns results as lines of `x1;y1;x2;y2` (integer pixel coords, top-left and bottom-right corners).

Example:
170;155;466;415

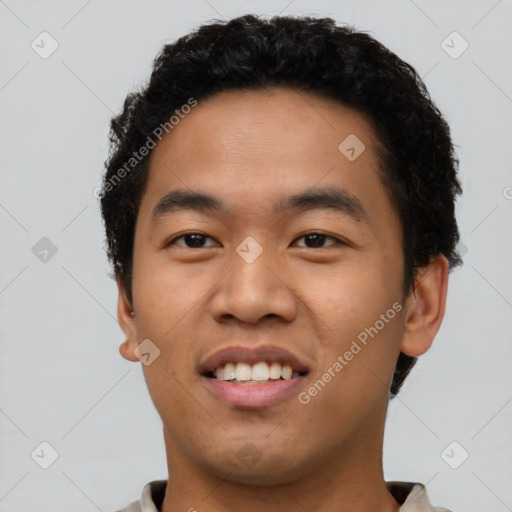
165;231;345;249
292;232;344;248
166;232;219;248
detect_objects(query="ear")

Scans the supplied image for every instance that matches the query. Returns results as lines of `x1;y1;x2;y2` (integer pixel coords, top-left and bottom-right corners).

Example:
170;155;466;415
116;274;139;362
400;254;450;357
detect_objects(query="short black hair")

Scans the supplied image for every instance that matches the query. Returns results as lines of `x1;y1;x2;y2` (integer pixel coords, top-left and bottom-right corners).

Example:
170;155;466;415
100;14;462;396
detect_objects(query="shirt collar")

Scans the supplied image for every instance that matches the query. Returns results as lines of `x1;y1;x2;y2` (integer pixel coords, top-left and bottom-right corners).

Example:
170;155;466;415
140;480;166;512
133;480;449;512
387;482;451;511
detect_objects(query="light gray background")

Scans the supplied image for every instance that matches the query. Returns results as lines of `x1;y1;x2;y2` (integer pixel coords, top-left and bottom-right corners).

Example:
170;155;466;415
1;1;511;511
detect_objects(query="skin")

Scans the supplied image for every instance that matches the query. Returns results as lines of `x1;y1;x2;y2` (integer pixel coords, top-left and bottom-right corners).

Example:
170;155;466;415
117;87;449;512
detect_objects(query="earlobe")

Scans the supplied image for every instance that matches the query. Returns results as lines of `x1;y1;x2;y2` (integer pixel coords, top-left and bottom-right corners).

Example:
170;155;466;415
116;275;139;362
400;254;450;357
119;338;139;362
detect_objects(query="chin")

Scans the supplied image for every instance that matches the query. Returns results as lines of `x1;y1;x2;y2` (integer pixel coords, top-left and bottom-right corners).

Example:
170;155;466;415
202;447;310;486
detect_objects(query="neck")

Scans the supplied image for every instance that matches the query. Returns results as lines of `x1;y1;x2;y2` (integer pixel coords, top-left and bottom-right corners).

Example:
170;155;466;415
161;405;400;512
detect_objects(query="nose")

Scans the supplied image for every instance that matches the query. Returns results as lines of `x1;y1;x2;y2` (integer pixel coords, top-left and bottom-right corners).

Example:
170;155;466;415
208;244;298;326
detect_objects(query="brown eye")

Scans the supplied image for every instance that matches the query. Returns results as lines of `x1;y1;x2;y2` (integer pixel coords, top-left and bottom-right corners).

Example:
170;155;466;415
167;232;218;248
293;232;342;248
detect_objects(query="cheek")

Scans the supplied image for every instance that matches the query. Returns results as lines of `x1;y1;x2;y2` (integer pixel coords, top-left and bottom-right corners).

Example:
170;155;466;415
296;257;402;341
298;312;403;445
141;359;219;456
131;250;214;339
294;254;404;401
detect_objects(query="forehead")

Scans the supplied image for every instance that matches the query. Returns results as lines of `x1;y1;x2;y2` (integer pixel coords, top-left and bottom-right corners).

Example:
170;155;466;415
150;87;381;169
138;87;390;226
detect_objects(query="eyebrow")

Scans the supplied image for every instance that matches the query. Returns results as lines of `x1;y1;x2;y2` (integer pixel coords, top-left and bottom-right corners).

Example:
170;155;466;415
151;186;367;223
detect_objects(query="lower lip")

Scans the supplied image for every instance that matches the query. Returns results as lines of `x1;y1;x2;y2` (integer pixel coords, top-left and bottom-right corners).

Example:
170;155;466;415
201;376;306;408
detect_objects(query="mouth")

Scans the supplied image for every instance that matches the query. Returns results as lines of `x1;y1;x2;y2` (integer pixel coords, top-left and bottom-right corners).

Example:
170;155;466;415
199;345;310;408
205;361;307;384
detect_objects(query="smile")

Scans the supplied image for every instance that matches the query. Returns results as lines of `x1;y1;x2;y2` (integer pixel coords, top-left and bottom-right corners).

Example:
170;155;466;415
211;361;305;383
199;345;310;408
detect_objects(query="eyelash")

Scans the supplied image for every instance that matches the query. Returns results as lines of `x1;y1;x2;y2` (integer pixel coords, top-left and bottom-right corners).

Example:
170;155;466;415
165;231;346;249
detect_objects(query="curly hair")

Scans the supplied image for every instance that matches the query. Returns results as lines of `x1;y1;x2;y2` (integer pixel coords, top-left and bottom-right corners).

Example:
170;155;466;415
100;14;462;396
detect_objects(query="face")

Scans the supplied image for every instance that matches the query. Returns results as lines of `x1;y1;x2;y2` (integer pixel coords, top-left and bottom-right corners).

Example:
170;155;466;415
118;88;431;485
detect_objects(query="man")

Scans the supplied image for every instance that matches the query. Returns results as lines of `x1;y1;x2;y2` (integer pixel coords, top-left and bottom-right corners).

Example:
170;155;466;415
100;14;461;512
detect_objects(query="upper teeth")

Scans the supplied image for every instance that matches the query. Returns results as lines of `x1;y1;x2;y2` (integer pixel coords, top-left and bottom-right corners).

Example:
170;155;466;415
214;362;300;381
